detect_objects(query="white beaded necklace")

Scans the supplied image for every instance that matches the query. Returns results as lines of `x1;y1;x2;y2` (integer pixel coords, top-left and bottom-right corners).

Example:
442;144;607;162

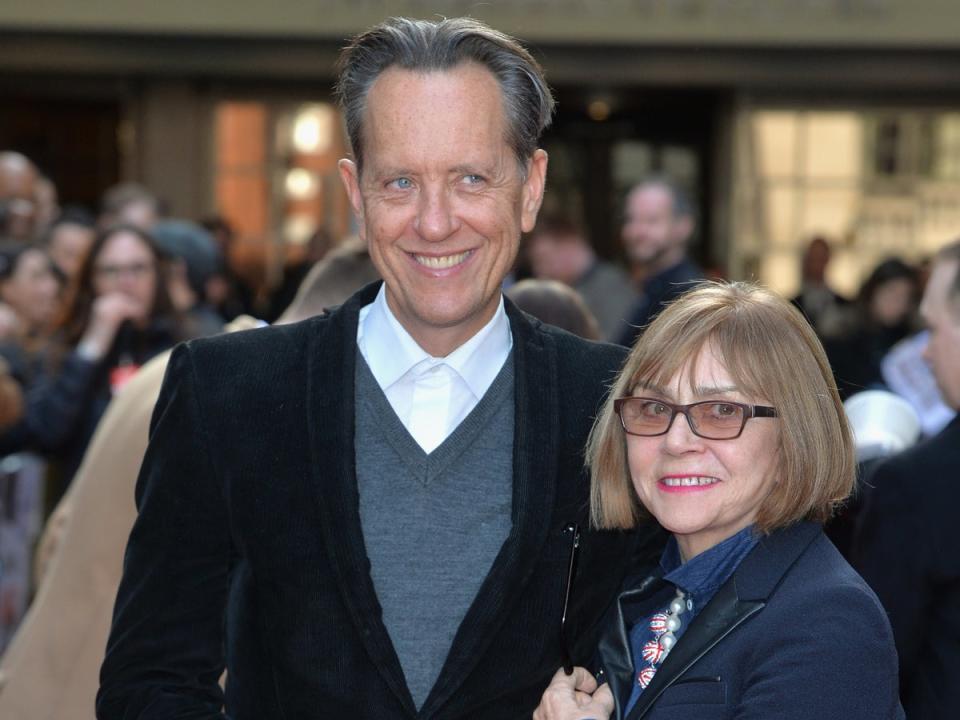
637;587;690;689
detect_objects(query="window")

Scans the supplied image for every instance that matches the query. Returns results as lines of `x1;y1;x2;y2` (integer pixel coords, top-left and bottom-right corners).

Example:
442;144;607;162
734;107;960;297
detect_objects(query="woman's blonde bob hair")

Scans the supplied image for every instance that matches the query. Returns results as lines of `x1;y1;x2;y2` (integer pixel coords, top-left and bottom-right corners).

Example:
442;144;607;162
587;281;854;533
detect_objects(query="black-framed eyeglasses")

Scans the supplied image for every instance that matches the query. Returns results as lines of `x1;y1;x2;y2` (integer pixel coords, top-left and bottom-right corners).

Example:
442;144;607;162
93;261;156;281
614;397;778;440
558;522;580;676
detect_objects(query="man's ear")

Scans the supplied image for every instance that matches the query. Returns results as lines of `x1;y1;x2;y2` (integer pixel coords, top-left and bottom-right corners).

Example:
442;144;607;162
520;149;548;234
338;159;365;231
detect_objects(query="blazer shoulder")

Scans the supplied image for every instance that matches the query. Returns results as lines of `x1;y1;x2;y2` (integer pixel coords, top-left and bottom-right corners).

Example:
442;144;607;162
869;419;960;508
180;315;333;373
541;322;628;373
727;534;903;720
508;304;627;389
880;419;960;474
765;531;890;626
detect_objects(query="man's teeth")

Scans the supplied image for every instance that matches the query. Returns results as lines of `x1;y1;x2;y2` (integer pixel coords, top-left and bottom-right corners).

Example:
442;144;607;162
663;477;719;487
415;251;470;269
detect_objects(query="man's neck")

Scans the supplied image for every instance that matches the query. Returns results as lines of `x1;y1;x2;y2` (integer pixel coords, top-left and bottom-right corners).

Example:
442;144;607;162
409;324;487;358
387;298;501;358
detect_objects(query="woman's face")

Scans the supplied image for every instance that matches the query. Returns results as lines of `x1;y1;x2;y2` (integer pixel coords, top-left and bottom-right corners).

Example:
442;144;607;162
91;231;158;321
1;249;61;331
870;277;914;327
625;343;781;561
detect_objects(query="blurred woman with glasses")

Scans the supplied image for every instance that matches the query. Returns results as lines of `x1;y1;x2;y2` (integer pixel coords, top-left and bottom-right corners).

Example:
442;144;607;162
0;224;187;503
535;282;903;720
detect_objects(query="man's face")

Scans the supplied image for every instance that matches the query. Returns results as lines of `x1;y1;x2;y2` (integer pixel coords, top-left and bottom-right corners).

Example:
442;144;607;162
338;63;547;356
920;259;960;410
622;185;689;267
115;200;159;231
0;155;39;240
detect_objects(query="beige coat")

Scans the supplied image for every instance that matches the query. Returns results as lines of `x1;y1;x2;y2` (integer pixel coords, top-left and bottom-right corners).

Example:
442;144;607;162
0;316;261;719
0;350;169;720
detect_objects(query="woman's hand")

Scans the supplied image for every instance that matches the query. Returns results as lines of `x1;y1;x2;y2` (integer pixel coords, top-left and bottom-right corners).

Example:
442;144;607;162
78;293;147;360
533;667;615;720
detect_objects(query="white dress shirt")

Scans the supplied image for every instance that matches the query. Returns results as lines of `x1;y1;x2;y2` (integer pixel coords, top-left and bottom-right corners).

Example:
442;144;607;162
357;285;513;453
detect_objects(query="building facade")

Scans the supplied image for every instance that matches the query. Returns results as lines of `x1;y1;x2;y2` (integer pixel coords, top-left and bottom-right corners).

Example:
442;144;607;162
3;0;960;295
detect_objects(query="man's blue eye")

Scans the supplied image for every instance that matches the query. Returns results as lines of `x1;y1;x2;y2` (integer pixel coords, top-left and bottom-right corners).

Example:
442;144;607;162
462;174;484;185
390;177;413;190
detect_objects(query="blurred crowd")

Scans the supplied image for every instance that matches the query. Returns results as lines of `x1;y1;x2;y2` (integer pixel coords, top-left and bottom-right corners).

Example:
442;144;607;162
0;149;352;648
0;145;954;716
520;179;941;427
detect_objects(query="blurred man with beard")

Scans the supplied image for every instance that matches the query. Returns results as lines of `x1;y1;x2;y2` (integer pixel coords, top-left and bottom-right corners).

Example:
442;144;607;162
615;177;703;347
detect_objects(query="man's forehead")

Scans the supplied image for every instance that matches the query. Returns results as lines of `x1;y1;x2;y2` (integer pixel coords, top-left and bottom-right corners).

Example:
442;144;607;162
922;259;960;320
362;64;508;147
364;63;504;120
944;259;960;322
627;185;673;212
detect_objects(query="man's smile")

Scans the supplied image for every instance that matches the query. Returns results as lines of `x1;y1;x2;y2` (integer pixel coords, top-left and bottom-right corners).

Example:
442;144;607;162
412;250;473;270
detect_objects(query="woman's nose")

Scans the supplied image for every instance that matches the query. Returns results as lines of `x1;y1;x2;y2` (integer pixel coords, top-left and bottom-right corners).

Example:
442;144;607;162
662;409;703;453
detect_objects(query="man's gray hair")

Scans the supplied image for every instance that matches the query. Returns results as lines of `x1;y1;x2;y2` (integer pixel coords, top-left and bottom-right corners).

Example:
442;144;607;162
335;17;554;175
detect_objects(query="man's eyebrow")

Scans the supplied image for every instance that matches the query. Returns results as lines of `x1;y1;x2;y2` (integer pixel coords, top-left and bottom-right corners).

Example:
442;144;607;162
450;163;498;177
370;166;414;179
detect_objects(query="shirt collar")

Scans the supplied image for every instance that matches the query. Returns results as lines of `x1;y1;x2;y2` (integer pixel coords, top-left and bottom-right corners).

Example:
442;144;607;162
659;525;759;604
357;283;512;397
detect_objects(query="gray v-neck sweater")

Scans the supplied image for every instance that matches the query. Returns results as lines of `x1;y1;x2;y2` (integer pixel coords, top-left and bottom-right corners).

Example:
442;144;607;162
354;351;515;709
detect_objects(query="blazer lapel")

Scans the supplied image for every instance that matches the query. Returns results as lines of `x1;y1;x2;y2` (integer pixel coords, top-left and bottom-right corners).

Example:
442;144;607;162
307;282;417;716
421;303;560;716
598;574;667;720
625;584;764;720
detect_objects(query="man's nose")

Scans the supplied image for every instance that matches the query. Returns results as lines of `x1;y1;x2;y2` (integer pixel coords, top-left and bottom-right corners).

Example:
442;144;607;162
415;186;458;242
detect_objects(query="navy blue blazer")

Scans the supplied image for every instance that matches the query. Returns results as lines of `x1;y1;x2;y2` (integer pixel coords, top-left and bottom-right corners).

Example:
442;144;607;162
597;522;905;720
97;282;662;719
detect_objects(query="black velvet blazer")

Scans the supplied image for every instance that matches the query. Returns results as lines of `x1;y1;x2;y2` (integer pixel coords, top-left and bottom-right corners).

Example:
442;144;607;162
97;282;662;719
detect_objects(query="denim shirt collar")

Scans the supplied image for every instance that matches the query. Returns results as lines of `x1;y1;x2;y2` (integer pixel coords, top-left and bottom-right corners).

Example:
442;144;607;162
659;525;760;611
